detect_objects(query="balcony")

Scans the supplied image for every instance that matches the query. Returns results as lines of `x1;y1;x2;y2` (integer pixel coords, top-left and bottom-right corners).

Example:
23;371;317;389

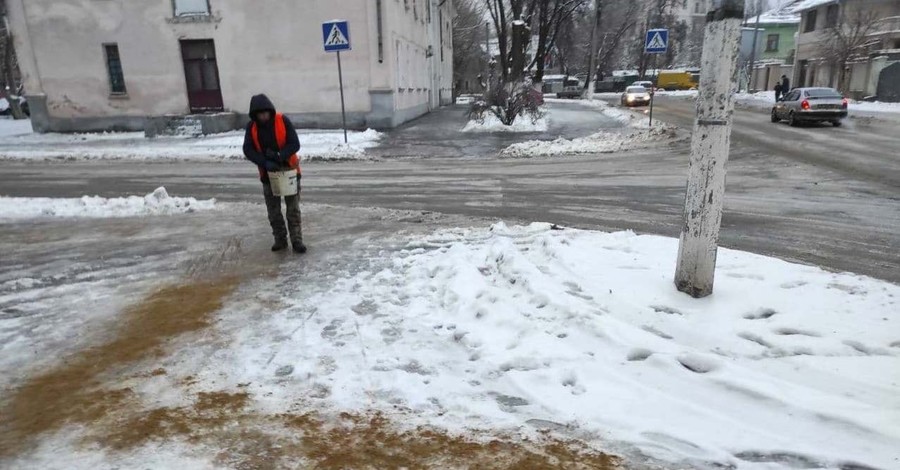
868;16;900;36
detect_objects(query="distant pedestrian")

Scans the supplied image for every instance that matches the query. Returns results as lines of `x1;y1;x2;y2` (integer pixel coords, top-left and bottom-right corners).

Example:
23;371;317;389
242;94;307;254
781;75;790;93
774;83;783;101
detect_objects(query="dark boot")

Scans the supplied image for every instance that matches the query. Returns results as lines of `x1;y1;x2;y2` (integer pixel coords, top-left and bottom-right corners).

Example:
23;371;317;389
271;238;288;252
284;191;305;254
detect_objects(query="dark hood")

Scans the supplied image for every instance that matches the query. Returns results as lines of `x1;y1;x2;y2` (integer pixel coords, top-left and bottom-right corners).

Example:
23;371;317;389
249;94;276;121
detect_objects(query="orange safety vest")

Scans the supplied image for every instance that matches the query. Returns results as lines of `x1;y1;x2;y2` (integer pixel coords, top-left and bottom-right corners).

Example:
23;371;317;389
250;113;301;178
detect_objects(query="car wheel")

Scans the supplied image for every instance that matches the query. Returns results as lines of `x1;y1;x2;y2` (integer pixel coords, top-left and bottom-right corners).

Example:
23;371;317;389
788;112;799;127
832;120;842;127
771;109;779;123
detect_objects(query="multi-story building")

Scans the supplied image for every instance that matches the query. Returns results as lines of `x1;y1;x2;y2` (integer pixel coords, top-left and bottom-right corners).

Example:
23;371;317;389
792;0;900;100
7;0;454;133
744;0;801;91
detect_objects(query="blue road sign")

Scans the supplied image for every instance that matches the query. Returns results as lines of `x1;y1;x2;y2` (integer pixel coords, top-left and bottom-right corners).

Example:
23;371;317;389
645;29;669;54
322;20;351;52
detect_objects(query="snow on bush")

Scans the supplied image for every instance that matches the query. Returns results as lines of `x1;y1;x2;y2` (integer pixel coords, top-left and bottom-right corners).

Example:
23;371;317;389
467;78;545;130
0;187;216;220
461;113;549;133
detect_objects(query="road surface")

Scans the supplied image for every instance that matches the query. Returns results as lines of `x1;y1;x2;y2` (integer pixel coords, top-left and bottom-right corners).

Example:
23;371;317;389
1;99;898;283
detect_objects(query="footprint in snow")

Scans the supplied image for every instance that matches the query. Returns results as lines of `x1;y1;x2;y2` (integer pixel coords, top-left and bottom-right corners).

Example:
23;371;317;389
650;305;683;315
677;354;719;374
779;280;808;289
320;319;343;339
737;332;773;349
827;282;867;295
641;325;674;340
743;308;777;320
774;327;820;337
725;272;765;280
627;348;654;361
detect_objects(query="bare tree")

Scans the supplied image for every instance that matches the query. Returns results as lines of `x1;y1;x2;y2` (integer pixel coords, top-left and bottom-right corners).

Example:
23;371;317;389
453;0;489;94
0;0;26;119
529;0;587;83
819;6;878;94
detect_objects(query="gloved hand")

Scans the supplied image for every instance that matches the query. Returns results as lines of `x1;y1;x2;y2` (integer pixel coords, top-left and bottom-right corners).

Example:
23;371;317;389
264;160;280;172
264;149;280;161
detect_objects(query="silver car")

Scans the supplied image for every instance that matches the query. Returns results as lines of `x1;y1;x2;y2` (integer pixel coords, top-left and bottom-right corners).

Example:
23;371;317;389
771;87;848;127
621;86;651;107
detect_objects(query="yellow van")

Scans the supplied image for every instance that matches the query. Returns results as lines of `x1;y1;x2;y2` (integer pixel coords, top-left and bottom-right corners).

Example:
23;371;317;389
656;71;698;91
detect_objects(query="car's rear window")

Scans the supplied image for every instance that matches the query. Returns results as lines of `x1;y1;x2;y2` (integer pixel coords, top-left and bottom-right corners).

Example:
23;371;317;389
626;87;647;93
806;88;842;98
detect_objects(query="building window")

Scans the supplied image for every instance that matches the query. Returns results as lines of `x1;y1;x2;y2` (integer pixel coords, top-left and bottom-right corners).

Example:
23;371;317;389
426;0;431;23
804;10;817;32
765;34;779;52
174;0;210;17
104;44;127;95
825;4;839;28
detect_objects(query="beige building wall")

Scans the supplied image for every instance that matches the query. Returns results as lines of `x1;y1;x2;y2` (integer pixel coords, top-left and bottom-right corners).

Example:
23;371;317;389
7;0;453;132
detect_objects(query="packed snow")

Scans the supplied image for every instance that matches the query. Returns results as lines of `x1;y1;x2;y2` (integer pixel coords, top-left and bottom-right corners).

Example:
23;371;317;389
500;126;679;158
188;222;900;469
461;113;549;133
0;122;382;161
0;118;34;138
501;100;680;158
0;187;216;220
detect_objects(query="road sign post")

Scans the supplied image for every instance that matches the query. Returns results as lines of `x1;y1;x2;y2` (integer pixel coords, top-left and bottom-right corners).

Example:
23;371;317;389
322;20;351;144
644;29;668;128
674;1;745;298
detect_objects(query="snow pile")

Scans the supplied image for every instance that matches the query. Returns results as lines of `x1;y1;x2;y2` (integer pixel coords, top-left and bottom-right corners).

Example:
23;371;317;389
0;187;216;220
849;100;900;114
791;0;836;12
217;222;899;469
0;118;35;138
0;128;382;161
500;125;678;158
461;113;549;133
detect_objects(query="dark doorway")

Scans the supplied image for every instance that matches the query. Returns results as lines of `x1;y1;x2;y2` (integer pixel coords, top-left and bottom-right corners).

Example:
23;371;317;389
180;39;224;113
876;62;900;103
797;60;809;88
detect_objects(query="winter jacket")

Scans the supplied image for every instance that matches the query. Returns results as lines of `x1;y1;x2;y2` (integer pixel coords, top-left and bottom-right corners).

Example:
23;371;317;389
242;94;301;180
781;77;790;92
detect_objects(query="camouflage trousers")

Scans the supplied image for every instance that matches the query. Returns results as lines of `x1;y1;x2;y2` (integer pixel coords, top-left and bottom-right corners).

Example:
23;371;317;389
262;182;302;243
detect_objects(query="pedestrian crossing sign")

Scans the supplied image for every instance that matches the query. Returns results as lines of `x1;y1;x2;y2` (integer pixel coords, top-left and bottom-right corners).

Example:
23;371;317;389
322;20;351;52
645;29;668;54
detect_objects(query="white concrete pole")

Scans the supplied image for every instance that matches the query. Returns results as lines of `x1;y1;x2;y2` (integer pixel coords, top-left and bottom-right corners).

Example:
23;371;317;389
674;0;745;299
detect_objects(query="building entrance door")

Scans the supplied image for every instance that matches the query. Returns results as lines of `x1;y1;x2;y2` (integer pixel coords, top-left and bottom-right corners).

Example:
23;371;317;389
180;39;224;113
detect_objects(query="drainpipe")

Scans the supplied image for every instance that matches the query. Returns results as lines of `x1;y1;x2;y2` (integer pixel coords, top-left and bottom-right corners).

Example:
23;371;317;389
376;0;384;63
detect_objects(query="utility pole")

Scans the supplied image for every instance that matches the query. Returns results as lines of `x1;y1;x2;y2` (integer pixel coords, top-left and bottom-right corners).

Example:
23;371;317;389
582;0;602;99
674;0;745;299
747;0;761;91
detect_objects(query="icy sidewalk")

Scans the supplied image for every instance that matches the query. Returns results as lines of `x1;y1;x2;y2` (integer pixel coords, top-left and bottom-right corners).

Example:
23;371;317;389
0;120;382;161
212;222;899;469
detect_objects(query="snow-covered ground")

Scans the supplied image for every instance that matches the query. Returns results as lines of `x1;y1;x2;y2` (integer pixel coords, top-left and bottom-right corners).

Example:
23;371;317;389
0;187;216;221
461;113;549;133
3;217;899;469
0;120;382;161
134;222;900;468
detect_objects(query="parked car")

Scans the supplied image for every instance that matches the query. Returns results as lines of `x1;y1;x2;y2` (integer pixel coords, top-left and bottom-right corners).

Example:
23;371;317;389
621;86;651;107
556;79;583;99
632;80;655;90
771;87;848;127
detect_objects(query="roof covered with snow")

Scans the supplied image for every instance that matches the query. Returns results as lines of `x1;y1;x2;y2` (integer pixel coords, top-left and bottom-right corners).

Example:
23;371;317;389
791;0;838;12
745;0;802;25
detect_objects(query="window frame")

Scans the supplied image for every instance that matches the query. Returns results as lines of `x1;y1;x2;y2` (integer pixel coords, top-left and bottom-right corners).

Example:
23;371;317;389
103;43;127;96
173;0;210;17
765;34;779;52
803;10;817;32
825;4;839;28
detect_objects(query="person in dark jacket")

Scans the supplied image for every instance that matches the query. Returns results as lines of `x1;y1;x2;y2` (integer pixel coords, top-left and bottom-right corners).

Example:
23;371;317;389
774;83;783;101
781;75;790;93
242;94;306;253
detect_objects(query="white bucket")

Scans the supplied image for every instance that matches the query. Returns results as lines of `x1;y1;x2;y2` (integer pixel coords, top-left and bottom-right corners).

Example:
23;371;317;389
268;170;298;197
